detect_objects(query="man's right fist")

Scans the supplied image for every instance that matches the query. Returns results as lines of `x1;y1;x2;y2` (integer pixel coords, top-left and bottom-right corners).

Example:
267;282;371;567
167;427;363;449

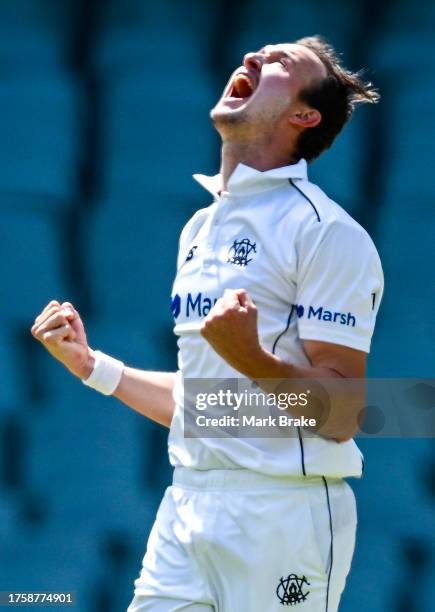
31;300;94;380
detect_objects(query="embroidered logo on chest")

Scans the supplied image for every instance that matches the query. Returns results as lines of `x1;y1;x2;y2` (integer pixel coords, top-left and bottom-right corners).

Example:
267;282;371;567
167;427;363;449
227;238;257;267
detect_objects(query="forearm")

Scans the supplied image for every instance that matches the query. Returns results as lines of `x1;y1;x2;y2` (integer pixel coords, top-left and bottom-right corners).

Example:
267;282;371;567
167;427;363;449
239;348;362;442
199;289;366;442
113;368;176;428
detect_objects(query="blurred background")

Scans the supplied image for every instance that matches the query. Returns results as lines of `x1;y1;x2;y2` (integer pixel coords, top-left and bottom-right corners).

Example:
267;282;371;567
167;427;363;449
0;0;434;610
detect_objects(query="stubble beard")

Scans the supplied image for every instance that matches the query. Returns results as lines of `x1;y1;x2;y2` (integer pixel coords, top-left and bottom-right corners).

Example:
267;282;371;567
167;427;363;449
211;99;290;145
210;104;252;138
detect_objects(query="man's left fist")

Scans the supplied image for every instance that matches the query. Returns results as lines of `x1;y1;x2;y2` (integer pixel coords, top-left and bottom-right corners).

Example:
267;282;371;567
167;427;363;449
200;288;263;375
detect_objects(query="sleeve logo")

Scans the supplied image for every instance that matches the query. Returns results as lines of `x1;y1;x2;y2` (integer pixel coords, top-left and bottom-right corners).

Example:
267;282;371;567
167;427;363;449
295;304;356;327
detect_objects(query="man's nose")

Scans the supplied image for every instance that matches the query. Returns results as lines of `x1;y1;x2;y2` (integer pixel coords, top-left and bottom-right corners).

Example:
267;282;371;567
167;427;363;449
243;52;264;72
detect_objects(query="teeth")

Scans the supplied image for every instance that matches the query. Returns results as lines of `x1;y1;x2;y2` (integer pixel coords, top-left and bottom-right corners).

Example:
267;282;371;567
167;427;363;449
232;74;254;98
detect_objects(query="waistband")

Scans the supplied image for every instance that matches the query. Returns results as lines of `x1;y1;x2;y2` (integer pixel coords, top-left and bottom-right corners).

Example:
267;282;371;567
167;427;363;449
173;467;342;491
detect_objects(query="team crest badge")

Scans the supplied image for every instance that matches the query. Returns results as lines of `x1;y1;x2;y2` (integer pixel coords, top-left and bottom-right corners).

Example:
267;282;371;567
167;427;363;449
227;238;256;266
276;574;310;606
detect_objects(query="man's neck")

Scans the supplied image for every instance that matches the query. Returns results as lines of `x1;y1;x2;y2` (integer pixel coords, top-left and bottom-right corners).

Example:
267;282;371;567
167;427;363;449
219;140;296;190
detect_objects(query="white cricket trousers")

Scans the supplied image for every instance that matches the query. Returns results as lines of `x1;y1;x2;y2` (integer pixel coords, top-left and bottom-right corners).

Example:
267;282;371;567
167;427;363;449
127;468;357;612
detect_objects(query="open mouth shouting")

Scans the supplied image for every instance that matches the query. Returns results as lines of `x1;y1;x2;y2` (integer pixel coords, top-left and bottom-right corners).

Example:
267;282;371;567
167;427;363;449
221;71;257;108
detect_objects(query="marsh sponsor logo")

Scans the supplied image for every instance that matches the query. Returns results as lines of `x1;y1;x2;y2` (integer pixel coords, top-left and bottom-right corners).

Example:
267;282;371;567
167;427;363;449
171;292;218;319
296;303;356;327
171;294;181;318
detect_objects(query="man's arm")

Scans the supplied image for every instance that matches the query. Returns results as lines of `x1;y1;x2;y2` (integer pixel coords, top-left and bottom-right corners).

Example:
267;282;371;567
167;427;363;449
31;300;175;428
200;289;365;442
113;368;175;427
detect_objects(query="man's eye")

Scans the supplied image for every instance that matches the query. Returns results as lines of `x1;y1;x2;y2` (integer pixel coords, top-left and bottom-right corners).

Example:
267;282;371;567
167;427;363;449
279;59;287;68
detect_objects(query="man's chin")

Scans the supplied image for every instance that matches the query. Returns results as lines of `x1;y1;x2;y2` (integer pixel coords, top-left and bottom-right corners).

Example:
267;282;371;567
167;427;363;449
210;102;246;126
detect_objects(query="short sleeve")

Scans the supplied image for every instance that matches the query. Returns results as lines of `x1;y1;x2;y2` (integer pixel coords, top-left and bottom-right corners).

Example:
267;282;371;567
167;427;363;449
295;219;384;353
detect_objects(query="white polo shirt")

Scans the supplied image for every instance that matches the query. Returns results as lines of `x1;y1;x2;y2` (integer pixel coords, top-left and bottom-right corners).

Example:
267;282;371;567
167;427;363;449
168;159;383;478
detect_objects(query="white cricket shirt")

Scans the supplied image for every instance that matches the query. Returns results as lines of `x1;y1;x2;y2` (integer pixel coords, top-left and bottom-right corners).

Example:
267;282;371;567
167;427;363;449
169;159;383;478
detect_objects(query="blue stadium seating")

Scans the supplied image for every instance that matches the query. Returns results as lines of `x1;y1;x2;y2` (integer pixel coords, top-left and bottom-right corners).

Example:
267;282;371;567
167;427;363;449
0;1;75;72
99;73;215;199
0;209;68;321
310;115;364;215
84;194;198;318
0;76;79;203
234;0;359;54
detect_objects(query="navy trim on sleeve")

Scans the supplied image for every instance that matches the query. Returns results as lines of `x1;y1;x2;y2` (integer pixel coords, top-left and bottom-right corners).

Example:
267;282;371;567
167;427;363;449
271;304;295;354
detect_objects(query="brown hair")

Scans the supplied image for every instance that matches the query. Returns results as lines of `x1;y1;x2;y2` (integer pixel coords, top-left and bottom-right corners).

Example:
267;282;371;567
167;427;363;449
294;35;379;162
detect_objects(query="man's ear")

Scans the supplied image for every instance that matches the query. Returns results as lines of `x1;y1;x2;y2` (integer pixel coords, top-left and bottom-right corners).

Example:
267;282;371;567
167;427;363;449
288;108;322;129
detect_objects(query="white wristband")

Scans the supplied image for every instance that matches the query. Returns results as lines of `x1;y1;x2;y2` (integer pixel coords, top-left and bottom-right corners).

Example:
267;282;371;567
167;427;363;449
82;349;124;395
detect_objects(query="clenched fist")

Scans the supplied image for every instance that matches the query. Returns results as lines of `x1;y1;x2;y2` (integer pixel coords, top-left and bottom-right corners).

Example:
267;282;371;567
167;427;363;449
200;288;266;377
31;300;94;379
